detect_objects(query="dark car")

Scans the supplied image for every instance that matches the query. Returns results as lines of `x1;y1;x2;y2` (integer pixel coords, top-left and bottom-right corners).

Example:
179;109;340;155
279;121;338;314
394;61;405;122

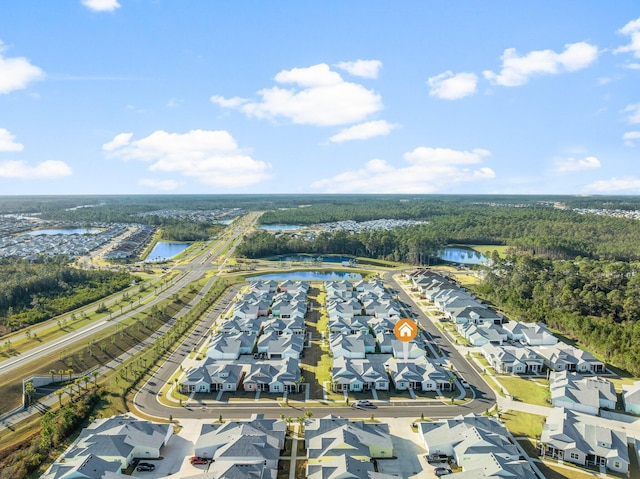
190;456;208;465
434;467;452;476
136;464;155;472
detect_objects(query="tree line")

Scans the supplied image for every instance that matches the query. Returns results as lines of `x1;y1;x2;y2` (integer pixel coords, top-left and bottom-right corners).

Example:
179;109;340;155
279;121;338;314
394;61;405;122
475;255;640;375
0;257;134;334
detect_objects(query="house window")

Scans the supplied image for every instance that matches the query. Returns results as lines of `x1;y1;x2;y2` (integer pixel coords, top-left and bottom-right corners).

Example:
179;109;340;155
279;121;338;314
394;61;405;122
614;461;621;468
570;453;579;460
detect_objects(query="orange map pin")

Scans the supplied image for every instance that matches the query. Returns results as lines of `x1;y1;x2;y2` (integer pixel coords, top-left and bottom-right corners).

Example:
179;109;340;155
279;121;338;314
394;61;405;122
394;318;417;342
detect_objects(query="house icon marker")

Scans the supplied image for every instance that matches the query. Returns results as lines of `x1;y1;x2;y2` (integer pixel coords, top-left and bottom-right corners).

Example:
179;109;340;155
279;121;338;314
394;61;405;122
394;318;417;342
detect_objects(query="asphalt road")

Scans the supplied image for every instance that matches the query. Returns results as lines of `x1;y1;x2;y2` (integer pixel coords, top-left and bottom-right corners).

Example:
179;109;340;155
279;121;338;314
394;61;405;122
131;269;497;421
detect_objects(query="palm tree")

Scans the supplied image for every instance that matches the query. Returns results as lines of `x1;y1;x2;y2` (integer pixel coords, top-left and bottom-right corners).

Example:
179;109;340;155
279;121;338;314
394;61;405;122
55;389;64;406
92;370;99;386
66;368;74;381
24;381;35;407
82;376;89;390
50;369;57;383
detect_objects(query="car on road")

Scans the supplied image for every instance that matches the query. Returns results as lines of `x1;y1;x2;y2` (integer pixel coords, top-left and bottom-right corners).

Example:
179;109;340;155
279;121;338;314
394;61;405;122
351;400;376;408
434;466;452;476
461;380;470;389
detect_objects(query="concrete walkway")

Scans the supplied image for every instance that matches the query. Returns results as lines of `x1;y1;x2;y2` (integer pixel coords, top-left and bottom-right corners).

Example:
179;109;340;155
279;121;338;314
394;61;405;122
289;433;299;479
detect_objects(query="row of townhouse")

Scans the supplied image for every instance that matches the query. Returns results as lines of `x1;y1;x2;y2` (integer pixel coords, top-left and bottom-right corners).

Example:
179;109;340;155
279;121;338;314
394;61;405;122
408;270;502;325
541;407;630;474
331;348;452;393
418;413;537;478
181;281;307;394
42;416;173;479
305;415;399;479
186;414;285;479
481;340;605;375
410;270;606;375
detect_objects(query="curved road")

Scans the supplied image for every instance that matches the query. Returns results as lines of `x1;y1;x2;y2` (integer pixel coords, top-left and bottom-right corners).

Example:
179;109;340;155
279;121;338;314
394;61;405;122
132;269;497;420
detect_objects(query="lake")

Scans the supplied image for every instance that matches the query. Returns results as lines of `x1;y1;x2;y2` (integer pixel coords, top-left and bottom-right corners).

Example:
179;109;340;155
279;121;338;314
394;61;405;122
144;241;190;262
439;246;489;265
28;228;101;236
259;224;304;231
248;271;362;281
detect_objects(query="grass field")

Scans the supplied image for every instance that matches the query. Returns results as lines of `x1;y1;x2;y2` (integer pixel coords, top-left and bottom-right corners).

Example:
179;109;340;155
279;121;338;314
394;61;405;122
500;410;545;438
499;376;550;407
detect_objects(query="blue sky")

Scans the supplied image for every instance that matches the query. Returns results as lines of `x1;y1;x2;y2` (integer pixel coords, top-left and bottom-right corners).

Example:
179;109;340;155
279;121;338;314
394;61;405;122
1;1;640;195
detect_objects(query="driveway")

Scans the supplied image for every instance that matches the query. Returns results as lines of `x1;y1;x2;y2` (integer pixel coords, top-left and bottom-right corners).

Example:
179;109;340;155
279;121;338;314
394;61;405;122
376;417;433;479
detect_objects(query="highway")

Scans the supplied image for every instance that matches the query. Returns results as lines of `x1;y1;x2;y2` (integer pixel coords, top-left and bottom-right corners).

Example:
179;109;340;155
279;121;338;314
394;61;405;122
0;213;258;377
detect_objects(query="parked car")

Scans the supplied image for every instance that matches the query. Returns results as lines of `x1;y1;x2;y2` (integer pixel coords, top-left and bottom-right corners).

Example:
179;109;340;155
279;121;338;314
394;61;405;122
190;456;208;465
461;380;470;389
434;467;452;476
427;453;448;463
136;464;155;472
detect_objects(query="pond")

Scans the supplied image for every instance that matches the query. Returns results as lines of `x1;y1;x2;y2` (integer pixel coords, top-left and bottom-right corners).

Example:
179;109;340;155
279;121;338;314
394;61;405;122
438;246;489;265
144;241;190;262
247;271;362;281
27;228;101;235
259;224;304;231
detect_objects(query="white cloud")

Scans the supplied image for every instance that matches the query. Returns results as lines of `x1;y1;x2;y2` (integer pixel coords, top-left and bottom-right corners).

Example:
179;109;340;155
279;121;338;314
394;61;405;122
0;129;24;152
212;63;383;126
585;176;640;193
104;129;271;188
623;63;640;70
614;16;640;58
81;0;120;12
329;120;397;143
483;42;598;87
102;132;132;151
210;95;247;108
597;77;612;85
623;131;640;147
139;178;184;191
554;156;601;173
427;71;478;100
0;160;72;179
624;103;640;124
334;60;383;79
311;147;494;193
0;41;45;94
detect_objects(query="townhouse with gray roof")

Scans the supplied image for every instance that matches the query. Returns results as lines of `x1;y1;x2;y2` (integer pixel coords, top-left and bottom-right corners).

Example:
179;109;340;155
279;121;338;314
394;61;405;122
305;415;393;463
207;331;257;360
386;356;452;391
42;416;173;478
307;455;398;479
330;331;375;359
219;315;264;336
418;413;536;479
180;360;243;393
541;407;629;473
481;343;544;374
332;357;389;392
458;323;507;346
257;331;305;359
537;343;605;373
622;380;640;414
550;371;616;415
193;413;285;478
502;321;558;346
243;357;301;393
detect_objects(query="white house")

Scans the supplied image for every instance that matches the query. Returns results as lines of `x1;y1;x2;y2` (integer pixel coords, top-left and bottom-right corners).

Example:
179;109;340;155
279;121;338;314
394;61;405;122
622;381;640;415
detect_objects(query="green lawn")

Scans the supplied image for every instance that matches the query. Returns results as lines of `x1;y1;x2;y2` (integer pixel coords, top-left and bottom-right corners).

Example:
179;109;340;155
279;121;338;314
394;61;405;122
500;410;545;439
469;245;511;258
499;376;550;407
